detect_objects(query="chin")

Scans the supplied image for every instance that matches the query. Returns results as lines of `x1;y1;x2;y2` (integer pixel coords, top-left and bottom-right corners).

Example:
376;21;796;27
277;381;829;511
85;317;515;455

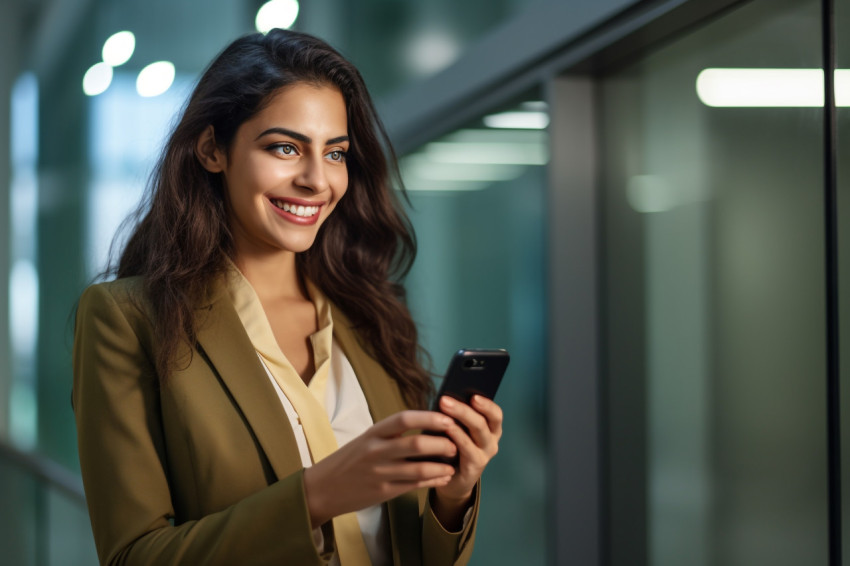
278;234;320;254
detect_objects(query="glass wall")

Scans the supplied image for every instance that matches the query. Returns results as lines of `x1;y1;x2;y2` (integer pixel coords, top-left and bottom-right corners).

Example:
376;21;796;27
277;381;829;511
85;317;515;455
402;96;549;565
599;0;829;564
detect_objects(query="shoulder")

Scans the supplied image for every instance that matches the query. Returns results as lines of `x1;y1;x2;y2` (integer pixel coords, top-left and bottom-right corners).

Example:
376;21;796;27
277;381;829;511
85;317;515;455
80;276;145;302
77;276;153;333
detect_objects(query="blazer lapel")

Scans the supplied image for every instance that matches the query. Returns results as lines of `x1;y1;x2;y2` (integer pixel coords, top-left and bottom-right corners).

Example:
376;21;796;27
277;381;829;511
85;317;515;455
194;287;302;482
332;307;424;566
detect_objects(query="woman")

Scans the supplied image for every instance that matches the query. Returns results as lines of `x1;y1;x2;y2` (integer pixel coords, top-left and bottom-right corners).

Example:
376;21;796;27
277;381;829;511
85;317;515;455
72;28;502;566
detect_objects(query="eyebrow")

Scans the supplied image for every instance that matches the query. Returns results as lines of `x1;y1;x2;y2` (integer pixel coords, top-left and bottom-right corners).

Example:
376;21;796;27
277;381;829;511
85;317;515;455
255;127;349;145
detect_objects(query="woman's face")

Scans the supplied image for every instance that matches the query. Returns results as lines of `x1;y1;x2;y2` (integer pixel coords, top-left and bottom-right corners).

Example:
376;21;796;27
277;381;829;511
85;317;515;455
208;83;349;259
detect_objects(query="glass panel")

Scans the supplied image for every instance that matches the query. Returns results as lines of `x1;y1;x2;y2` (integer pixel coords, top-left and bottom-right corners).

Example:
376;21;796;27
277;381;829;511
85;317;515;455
837;0;850;564
402;96;548;565
47;488;98;566
0;458;39;566
599;1;827;565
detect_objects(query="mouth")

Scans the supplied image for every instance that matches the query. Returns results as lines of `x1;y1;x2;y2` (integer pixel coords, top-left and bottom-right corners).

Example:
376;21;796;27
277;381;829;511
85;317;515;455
270;199;320;218
268;197;324;225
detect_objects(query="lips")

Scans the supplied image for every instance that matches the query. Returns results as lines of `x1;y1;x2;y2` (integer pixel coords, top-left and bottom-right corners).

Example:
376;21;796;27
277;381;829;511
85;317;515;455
268;197;324;225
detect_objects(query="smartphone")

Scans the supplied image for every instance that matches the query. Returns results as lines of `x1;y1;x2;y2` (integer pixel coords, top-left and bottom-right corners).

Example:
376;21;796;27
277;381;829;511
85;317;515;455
415;349;510;465
431;349;510;409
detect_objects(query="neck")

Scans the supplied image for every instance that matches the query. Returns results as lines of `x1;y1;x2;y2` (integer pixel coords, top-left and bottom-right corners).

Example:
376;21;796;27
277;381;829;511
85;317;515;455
232;250;305;303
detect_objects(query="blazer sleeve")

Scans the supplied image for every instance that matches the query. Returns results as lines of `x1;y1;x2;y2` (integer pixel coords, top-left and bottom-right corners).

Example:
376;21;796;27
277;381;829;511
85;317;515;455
73;283;332;566
421;483;480;566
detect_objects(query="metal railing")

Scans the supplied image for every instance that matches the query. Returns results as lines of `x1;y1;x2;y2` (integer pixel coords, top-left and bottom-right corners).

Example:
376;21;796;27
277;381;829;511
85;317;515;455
0;440;85;504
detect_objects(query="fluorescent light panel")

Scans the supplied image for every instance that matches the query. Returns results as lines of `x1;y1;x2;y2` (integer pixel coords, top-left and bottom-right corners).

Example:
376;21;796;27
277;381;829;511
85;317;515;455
697;68;850;107
483;111;549;129
424;141;548;165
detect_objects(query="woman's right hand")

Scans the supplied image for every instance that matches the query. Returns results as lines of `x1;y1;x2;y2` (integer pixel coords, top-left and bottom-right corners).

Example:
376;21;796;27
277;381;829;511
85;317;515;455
302;410;458;528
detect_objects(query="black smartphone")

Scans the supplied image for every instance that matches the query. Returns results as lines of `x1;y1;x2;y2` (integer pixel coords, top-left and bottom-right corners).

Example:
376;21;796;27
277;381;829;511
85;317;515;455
431;349;510;409
415;349;510;465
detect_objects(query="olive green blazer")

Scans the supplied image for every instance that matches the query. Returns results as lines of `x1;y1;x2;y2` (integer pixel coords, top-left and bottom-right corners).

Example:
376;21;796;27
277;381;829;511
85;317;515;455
72;277;478;565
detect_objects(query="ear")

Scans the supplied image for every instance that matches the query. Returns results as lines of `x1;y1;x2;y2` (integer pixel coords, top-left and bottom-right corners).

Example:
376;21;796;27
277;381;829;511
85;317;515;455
195;125;226;173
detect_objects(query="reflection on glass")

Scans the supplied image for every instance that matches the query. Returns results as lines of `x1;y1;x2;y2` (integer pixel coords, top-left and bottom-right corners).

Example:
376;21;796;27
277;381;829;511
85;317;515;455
401;122;548;192
600;0;827;565
402;98;548;565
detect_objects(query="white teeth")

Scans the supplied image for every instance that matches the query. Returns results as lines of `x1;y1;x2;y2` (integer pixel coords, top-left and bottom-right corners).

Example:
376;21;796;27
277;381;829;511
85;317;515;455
274;200;319;217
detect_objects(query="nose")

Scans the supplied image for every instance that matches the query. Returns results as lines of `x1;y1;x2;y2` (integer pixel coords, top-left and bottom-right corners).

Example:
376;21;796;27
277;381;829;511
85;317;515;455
294;155;330;194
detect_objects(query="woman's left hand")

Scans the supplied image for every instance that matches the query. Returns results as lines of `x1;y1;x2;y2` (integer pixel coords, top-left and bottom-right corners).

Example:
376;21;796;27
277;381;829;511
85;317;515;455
430;394;503;530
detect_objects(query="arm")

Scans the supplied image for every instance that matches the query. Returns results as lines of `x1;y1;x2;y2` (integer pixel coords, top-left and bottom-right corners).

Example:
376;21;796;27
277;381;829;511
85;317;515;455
73;283;330;565
422;394;504;566
420;480;480;566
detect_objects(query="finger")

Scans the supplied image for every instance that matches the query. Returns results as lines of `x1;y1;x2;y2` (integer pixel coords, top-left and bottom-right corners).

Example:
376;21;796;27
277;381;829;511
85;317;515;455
383;433;457;461
444;424;486;466
377;461;456;482
385;473;453;492
372;410;453;438
471;395;504;436
410;475;454;490
439;397;491;447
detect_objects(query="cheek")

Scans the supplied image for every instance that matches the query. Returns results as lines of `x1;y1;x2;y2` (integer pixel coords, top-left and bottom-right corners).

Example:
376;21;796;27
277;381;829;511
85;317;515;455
334;169;349;199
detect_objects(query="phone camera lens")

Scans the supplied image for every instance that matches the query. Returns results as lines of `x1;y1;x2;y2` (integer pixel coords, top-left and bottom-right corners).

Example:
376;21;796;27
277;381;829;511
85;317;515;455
463;359;475;368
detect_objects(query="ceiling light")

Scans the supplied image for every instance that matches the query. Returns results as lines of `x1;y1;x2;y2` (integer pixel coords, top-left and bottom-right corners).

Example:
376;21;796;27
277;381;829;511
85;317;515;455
402;154;525;183
424;141;548;165
696;68;850;107
256;0;299;33
83;62;113;96
404;28;460;76
136;61;175;97
102;31;135;67
483;111;550;129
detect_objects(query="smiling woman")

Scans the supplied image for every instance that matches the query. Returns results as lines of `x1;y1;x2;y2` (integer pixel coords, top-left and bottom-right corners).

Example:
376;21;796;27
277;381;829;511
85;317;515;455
71;29;501;566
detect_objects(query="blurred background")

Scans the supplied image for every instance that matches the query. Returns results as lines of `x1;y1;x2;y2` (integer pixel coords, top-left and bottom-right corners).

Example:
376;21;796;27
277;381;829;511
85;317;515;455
0;0;848;564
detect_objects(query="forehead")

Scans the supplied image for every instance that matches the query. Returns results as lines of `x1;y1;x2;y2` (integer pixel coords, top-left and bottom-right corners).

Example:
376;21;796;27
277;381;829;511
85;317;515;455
241;83;348;137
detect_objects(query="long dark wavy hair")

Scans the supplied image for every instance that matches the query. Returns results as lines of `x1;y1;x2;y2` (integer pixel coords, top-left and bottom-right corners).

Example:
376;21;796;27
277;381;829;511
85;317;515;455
115;29;433;409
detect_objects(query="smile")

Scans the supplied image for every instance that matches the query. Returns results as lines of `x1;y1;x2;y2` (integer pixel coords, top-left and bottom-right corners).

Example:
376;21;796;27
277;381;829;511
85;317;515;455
270;199;320;218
